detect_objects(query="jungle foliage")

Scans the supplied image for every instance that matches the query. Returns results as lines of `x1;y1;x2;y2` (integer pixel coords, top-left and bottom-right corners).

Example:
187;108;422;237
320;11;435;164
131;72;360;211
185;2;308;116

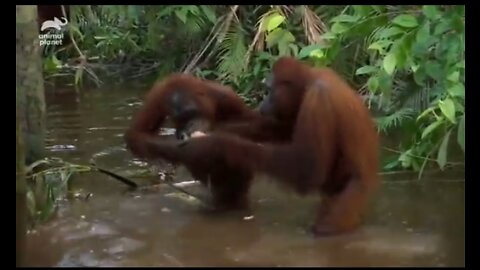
42;5;465;174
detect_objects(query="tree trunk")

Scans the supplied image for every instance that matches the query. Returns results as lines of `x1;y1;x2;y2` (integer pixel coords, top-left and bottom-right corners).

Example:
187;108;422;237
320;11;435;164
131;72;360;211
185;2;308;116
16;5;46;165
16;88;27;266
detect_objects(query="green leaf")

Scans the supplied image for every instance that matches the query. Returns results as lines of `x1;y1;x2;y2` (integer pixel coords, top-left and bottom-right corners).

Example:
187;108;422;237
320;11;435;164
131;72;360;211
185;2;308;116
264;13;286;32
279;31;295;45
175;9;188;23
253;63;261;76
368;42;384;52
456;60;465;69
325;41;341;62
392;14;419;28
289;43;299;57
422;120;443;139
43;55;62;73
372;5;387;13
413;66;426;85
299;44;324;59
69;24;84;41
278;42;289;56
454;5;465;17
200;6;217;23
411;63;420;72
321;32;337;40
384;159;400;170
93;36;108;40
438;98;456;123
452;14;465;33
368;40;393;54
352;5;372;17
75;68;83;86
453;99;465;113
448;83;465;98
416;21;431;45
266;28;295;51
412;23;437;56
425;61;442;81
457;114;465;152
127;5;140;21
331;22;349;34
383;53;397;75
331;14;360;23
377;27;405;39
417;107;435;122
52;55;62;67
383;161;399;170
399;150;413;168
186;5;200;16
446;35;462;64
378;71;393;93
309;49;324;59
447;71;460;82
392;41;407;69
434;36;447;59
367;76;379;93
434;19;452;35
265;28;283;48
423;5;441;20
437;129;452;170
157;6;175;18
356;65;378;75
256;52;273;61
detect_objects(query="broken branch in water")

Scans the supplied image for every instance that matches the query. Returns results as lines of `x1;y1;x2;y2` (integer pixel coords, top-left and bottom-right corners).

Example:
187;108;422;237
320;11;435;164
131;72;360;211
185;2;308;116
91;165;139;189
90;163;209;205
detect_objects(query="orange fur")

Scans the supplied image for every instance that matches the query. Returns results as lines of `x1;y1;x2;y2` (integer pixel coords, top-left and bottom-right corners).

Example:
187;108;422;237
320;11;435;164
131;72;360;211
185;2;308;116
124;73;256;158
124;73;291;210
141;57;380;236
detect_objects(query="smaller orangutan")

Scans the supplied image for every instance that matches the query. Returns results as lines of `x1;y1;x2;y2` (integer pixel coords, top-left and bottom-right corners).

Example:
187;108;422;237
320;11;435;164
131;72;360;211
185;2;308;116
125;73;252;155
124;73;291;211
139;57;380;236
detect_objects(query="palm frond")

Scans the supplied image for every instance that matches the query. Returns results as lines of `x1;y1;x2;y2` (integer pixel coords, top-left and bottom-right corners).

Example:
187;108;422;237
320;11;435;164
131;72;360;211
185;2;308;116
375;108;415;134
181;18;225;73
215;24;248;83
277;5;294;17
391;78;430;113
300;5;328;45
176;6;213;38
184;14;206;35
183;6;238;74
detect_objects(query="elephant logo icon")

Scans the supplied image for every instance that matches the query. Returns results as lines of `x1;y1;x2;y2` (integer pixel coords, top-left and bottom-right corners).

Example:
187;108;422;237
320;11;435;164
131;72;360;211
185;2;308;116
40;17;68;32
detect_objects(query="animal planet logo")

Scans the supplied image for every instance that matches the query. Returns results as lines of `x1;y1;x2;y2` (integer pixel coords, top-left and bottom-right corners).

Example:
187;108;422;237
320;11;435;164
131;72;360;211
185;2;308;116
38;17;68;46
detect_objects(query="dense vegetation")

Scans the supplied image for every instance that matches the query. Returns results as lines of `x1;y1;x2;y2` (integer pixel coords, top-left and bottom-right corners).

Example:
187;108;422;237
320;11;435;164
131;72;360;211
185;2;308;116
44;5;465;176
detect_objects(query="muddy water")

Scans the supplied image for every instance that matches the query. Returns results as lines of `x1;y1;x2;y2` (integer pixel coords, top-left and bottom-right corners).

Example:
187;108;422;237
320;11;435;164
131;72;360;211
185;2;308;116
24;84;465;267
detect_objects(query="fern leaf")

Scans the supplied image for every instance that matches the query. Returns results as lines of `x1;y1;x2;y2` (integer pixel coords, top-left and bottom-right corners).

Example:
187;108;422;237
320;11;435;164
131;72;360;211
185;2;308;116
216;25;247;83
375;108;415;133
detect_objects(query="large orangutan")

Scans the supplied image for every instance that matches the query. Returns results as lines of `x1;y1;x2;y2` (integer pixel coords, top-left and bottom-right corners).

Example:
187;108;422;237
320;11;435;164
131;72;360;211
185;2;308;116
140;57;380;236
124;73;291;211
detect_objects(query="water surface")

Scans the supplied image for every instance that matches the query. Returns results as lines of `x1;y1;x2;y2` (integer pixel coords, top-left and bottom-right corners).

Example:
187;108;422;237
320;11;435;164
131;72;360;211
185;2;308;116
24;84;465;267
